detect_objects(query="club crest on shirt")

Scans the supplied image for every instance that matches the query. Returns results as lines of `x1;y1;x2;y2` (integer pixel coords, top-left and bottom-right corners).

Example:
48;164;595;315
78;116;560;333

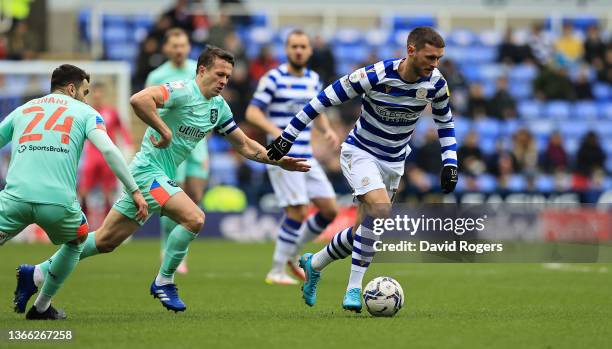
210;108;218;123
349;70;366;84
416;88;428;100
169;81;185;89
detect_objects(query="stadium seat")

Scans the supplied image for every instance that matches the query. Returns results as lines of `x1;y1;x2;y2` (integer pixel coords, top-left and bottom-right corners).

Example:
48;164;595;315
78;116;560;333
249;27;275;45
535;175;555;192
477;29;502;47
598;101;612;119
477;174;497;193
452;117;471;142
526;119;555;140
364;29;390;47
544;101;571;120
507;175;528;191
508;82;533;100
509;64;538;83
392;15;436;31
593;83;609;100
517;100;542;119
333;28;363;45
499;118;523;138
447;29;477;47
558;120;590;139
250;12;269;27
573;101;598;119
474;118;500;138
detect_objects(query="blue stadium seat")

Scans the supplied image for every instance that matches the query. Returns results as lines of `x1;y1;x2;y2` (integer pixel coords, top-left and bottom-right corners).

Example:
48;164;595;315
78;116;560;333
477;174;497;193
250;12;268;27
535;175;555;192
474;118;500;138
477;30;502;47
599;101;612;119
509;64;538;83
249;27;274;45
566;17;599;31
508;82;532;100
103;25;130;43
507;175;527;191
558;120;590;139
392;16;436;31
333;28;363;46
499;118;523;138
517;100;542;119
452;117;471;142
479;135;497;154
593;121;612;139
573;101;598;119
470;46;497;63
103;14;129;27
563;135;581;155
447;29;477;47
593;83;609;100
78;10;91;42
105;43;137;61
526;119;555;139
544;101;571;120
364;29;390;47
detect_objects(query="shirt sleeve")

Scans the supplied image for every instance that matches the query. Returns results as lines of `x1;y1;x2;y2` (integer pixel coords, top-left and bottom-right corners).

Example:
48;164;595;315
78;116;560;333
0;111;16;148
431;78;457;167
159;80;191;109
249;71;277;110
282;64;379;141
84;109;107;137
214;99;238;137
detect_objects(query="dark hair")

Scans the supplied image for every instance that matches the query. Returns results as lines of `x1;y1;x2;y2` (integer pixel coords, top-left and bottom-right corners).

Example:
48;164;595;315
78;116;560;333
407;27;445;50
164;27;189;44
50;64;90;92
285;29;308;46
196;45;235;71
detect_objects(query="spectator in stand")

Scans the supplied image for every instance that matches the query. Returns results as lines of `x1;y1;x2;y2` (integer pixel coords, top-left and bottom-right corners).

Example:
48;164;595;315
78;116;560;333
248;45;278;84
540;131;568;174
148;15;174;46
439;59;468;114
7;20;40;60
207;12;234;48
487;76;517;119
466;83;488;119
533;63;576;100
488;143;516;191
414;128;442;175
458;131;486;176
575;131;606;178
583;24;606;65
222;63;250;122
573;67;594;100
528;22;555;65
555;22;583;63
308;34;336;85
512;128;538;175
596;45;612;84
497;27;534;64
133;35;165;91
163;0;200;33
223;31;248;66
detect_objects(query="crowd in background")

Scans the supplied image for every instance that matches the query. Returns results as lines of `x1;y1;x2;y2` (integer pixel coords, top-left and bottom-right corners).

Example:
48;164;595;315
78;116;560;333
1;0;611;205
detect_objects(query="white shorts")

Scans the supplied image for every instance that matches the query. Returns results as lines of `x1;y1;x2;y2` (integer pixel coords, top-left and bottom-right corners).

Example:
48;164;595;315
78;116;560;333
340;143;404;199
267;158;336;207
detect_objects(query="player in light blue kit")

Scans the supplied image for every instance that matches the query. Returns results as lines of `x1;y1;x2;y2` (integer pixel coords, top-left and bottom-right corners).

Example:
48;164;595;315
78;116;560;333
2;64;147;319
267;27;459;312
146;27;206;274
17;47;310;313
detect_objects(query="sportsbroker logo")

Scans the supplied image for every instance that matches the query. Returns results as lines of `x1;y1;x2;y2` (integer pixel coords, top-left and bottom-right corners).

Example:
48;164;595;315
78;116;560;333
18;144;69;154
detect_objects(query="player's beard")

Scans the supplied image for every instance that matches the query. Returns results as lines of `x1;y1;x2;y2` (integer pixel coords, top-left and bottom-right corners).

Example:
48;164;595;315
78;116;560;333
287;58;306;71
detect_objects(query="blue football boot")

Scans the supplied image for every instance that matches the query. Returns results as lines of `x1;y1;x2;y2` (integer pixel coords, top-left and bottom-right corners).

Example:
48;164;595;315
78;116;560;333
299;253;321;307
150;280;186;312
14;264;38;313
342;288;362;313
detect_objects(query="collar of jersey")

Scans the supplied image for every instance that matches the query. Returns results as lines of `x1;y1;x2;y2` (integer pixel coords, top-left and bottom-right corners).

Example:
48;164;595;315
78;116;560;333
394;58;432;84
189;79;212;103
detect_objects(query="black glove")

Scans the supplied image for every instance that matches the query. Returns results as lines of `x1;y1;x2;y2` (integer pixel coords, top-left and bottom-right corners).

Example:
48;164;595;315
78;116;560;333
266;135;293;161
440;165;458;194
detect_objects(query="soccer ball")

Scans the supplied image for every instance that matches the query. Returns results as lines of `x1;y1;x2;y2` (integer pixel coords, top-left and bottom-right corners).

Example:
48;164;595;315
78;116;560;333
363;276;404;317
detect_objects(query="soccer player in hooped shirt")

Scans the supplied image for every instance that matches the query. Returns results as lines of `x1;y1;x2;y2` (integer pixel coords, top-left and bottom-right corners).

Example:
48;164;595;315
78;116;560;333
146;27;205;274
19;47;310;313
267;27;459;312
246;29;340;285
2;64;148;320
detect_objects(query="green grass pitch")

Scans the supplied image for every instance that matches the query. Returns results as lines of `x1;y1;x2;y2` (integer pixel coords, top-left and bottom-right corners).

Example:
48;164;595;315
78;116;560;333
1;240;611;348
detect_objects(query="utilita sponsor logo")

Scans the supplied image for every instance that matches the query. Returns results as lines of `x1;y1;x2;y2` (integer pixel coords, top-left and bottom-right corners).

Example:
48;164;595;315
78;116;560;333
177;125;205;141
